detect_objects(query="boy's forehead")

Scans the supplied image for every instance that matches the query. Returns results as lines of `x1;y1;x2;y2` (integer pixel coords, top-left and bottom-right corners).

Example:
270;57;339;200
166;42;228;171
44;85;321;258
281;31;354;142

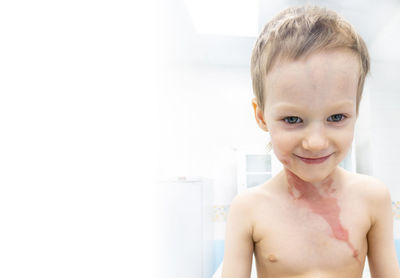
265;50;359;107
272;100;355;111
267;50;359;82
266;83;357;111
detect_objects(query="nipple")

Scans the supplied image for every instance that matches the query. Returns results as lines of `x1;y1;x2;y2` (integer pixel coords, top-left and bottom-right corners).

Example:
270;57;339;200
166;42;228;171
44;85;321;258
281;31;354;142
268;254;277;262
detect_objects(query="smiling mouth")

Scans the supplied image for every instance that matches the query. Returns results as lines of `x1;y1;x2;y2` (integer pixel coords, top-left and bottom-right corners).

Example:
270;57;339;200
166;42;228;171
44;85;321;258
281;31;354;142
297;155;331;160
295;154;333;164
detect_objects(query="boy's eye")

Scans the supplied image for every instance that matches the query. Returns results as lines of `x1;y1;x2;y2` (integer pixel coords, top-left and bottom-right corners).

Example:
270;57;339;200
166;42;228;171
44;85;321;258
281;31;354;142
328;114;346;122
283;114;347;125
283;116;301;124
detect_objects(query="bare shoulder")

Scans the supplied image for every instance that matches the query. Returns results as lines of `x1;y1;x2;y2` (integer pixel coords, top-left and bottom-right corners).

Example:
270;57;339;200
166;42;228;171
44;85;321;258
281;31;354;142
339;168;387;194
227;186;271;244
362;175;392;222
349;171;391;199
229;186;266;211
345;171;392;224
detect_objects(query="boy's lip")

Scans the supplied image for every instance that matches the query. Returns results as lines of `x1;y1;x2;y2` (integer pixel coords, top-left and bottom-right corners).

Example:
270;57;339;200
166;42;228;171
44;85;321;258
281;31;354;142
295;154;333;164
297;154;331;159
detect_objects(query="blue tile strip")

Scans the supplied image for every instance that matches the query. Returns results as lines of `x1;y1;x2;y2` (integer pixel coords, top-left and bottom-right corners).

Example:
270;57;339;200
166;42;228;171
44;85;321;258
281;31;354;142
212;240;225;275
395;240;400;265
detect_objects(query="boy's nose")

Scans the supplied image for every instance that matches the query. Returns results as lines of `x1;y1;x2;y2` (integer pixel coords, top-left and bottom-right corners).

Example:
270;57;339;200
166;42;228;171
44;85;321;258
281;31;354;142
301;125;329;152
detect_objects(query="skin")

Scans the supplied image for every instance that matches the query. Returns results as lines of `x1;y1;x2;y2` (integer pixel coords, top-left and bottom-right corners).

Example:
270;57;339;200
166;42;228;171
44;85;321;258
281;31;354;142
284;167;361;265
222;48;400;278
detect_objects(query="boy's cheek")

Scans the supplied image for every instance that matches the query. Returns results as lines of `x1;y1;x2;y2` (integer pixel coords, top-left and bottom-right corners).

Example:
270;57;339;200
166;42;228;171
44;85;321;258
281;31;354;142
339;131;355;154
270;133;296;165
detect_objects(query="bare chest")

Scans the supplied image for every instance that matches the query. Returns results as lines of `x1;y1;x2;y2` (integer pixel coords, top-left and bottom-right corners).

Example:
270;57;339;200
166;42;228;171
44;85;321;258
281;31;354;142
252;187;370;277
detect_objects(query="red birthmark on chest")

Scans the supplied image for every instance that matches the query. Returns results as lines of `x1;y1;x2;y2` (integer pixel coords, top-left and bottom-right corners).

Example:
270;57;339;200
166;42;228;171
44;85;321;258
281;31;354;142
285;169;361;264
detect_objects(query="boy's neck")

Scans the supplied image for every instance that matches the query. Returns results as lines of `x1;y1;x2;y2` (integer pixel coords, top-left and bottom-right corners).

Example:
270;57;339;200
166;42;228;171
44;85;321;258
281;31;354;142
280;167;343;200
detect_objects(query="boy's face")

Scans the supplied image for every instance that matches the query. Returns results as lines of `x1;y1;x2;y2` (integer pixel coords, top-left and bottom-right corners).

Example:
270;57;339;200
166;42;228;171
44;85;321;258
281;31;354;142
252;49;359;183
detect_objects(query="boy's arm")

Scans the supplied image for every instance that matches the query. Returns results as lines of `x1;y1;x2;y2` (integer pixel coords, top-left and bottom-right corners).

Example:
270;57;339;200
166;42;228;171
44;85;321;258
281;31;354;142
221;192;254;278
367;180;400;278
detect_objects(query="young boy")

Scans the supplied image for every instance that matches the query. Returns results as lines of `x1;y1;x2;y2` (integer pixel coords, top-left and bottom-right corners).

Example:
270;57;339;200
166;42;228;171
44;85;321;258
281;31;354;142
222;5;400;278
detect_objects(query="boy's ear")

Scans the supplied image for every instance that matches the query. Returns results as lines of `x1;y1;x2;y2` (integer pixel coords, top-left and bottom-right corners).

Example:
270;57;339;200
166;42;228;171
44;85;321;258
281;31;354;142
251;98;269;132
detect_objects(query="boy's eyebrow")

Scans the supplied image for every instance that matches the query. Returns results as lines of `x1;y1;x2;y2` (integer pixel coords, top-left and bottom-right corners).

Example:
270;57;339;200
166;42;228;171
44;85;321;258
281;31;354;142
272;101;355;110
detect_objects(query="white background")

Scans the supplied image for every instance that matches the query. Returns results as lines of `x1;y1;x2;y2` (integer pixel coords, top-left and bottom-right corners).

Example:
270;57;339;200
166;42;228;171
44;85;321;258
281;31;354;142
0;1;158;277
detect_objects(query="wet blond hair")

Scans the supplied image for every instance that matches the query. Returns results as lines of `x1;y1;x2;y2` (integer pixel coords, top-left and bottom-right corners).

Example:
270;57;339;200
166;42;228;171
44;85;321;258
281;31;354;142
251;5;370;117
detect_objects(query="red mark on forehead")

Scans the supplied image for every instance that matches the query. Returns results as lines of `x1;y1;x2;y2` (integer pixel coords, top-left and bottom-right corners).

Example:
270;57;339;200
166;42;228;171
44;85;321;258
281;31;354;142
284;168;360;264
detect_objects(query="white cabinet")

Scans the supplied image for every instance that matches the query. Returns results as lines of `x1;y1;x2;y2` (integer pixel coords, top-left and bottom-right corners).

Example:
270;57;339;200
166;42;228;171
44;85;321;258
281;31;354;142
235;143;281;193
156;177;213;278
